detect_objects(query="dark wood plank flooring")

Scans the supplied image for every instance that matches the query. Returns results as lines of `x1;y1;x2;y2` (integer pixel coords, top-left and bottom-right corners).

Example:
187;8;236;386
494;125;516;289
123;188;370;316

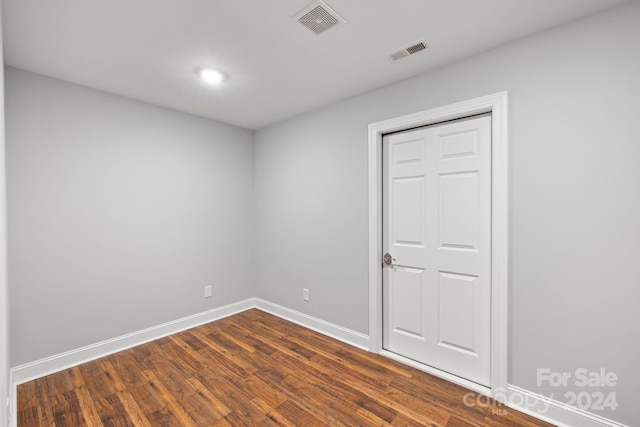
17;309;554;426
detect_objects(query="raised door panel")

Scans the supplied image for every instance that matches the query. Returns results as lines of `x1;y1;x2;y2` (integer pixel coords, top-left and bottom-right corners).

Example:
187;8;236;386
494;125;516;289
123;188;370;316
437;272;479;356
392;177;426;247
438;172;479;251
390;267;426;339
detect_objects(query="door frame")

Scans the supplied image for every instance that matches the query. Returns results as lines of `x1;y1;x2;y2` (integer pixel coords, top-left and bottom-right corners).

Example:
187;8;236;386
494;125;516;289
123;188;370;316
367;92;508;399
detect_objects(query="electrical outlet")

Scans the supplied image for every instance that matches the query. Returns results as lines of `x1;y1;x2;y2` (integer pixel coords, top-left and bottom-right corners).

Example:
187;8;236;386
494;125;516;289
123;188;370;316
303;288;309;301
204;285;212;298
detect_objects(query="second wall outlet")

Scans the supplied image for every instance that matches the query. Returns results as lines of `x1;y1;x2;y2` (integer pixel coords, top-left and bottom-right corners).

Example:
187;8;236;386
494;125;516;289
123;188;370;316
204;285;212;298
303;288;309;301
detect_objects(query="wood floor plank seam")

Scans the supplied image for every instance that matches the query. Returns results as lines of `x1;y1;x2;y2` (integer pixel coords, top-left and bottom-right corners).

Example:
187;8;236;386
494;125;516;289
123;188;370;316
17;309;554;426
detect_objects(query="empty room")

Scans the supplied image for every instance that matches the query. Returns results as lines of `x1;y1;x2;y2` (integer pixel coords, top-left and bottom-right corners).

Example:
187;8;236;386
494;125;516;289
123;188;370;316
0;0;639;426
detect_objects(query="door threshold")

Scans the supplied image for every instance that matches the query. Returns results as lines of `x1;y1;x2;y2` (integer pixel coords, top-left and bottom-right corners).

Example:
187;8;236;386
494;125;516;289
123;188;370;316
379;349;492;397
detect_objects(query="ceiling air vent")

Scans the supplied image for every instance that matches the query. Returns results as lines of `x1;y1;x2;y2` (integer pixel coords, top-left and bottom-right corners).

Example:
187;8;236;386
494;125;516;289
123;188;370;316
388;41;428;62
294;0;345;35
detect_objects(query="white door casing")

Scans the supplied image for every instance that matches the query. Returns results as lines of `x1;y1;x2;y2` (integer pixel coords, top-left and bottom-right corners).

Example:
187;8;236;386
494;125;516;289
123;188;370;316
368;92;508;398
382;115;492;387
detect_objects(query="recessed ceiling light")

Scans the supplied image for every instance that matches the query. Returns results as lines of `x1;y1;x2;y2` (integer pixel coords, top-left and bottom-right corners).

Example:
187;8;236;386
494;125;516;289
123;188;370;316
199;68;224;85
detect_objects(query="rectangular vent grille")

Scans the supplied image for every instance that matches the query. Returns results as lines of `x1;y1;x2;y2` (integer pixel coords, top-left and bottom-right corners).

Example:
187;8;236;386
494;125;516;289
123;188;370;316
389;50;409;61
295;1;345;35
406;42;427;54
388;41;428;62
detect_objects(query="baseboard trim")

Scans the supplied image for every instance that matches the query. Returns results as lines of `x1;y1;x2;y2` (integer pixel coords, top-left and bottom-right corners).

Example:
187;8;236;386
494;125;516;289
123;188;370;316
8;299;629;427
10;298;255;386
8;297;370;426
254;298;370;351
507;385;629;427
9;298;258;426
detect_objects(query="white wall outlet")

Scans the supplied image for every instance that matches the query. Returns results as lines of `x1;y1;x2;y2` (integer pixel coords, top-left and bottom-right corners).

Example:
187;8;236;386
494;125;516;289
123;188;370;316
204;285;212;298
303;288;309;301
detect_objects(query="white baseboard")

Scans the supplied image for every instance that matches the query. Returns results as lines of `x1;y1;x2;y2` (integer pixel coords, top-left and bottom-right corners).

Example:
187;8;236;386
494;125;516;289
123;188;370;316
8;297;369;426
507;385;629;427
10;299;368;387
9;297;257;426
7;299;629;427
254;298;370;351
10;298;256;386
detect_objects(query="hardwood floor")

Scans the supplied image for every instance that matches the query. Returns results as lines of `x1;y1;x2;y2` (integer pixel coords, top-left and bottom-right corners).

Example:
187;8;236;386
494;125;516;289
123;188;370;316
17;309;554;426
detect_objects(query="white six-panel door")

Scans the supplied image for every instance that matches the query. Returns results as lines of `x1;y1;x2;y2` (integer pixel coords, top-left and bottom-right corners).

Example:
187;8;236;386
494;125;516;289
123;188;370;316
382;114;492;386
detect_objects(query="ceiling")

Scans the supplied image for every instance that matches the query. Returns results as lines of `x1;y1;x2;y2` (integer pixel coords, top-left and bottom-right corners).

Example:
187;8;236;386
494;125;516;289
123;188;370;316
2;0;627;129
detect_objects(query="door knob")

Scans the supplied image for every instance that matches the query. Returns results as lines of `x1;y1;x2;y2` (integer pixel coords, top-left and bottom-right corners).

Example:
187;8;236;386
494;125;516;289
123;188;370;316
383;253;394;266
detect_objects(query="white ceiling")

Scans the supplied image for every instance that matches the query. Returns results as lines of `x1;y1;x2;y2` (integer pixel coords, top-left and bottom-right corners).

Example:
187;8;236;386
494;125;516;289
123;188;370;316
2;0;627;129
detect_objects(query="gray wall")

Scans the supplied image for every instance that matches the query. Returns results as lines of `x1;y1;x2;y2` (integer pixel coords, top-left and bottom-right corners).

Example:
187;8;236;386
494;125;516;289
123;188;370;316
254;2;640;425
5;1;640;425
6;68;255;366
0;9;8;427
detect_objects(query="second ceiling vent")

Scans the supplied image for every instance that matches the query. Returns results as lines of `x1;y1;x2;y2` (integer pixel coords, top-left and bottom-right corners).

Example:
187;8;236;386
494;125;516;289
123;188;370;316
295;0;345;35
388;41;428;62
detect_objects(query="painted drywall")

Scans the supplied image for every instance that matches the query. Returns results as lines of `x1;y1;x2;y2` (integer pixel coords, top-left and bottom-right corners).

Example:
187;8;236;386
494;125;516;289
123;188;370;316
0;8;9;427
6;68;255;366
254;2;640;425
